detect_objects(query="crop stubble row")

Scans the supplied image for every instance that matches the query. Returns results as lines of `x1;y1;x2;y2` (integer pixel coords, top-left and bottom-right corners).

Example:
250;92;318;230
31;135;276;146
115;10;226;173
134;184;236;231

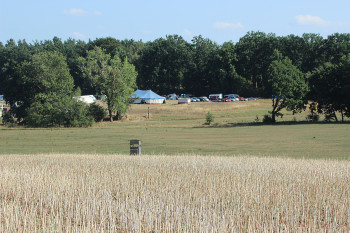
0;154;349;232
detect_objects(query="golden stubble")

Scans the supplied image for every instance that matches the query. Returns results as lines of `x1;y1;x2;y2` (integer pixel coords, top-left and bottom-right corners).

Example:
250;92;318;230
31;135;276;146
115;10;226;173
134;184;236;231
0;154;349;232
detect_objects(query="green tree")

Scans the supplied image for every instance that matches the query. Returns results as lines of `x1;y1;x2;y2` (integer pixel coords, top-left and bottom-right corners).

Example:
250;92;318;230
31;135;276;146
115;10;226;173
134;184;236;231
309;54;350;121
210;41;246;94
323;33;350;64
276;33;325;73
267;50;308;122
18;51;93;127
136;35;191;94
185;35;220;96
0;39;37;120
80;47;137;121
235;31;278;96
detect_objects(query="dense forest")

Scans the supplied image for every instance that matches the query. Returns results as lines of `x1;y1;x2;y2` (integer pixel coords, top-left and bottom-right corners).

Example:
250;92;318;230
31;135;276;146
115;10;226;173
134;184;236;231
0;31;349;123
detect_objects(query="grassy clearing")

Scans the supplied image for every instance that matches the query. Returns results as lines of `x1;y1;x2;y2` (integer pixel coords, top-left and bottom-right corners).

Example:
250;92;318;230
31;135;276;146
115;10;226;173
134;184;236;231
0;99;349;159
0;123;349;160
1;154;349;232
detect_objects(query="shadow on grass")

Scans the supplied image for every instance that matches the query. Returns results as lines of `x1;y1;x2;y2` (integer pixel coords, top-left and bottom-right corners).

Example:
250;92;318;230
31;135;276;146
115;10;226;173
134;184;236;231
195;120;350;128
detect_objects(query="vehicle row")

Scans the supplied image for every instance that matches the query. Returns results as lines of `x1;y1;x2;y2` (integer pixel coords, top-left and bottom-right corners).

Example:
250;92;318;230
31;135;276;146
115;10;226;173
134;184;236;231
165;93;258;102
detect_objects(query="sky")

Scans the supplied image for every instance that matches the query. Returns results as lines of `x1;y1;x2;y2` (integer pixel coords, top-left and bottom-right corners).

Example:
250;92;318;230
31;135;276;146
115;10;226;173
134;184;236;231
1;0;349;44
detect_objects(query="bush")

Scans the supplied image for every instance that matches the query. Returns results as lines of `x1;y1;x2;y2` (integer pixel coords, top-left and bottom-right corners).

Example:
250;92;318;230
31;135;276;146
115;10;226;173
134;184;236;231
88;103;107;122
205;112;214;125
2;111;16;127
306;113;320;122
64;101;94;127
263;114;273;123
24;98;94;127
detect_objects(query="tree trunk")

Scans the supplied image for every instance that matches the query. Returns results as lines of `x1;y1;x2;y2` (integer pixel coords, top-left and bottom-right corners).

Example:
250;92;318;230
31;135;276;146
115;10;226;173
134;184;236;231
116;111;122;120
109;110;113;122
334;111;338;122
341;109;344;122
271;98;277;123
271;110;276;123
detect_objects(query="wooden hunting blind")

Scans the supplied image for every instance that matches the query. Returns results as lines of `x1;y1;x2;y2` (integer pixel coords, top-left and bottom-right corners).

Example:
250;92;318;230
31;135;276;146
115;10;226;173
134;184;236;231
130;140;141;155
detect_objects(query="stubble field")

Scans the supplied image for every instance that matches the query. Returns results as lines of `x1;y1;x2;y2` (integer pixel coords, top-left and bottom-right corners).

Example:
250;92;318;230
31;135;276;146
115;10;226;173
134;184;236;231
0;154;349;232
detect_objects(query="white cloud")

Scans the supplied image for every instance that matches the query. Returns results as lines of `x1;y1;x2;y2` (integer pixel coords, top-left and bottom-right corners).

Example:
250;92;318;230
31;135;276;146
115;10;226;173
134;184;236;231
64;8;87;16
295;15;330;26
64;8;102;16
214;22;244;30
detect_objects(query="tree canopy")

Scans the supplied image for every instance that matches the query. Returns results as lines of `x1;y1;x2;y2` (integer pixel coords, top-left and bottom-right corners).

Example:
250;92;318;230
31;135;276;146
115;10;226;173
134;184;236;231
80;47;137;121
18;51;93;127
1;31;350;126
267;50;308;122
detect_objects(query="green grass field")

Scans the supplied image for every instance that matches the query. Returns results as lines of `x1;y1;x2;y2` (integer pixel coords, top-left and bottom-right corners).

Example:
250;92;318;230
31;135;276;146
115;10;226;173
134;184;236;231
1;99;349;159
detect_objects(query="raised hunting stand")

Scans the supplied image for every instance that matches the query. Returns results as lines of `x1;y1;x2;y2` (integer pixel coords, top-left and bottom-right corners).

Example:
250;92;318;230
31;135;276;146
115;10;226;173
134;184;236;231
130;140;141;155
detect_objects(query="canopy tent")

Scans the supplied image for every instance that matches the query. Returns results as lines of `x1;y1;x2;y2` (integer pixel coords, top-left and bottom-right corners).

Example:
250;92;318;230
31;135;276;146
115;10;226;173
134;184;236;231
132;89;165;105
73;95;95;104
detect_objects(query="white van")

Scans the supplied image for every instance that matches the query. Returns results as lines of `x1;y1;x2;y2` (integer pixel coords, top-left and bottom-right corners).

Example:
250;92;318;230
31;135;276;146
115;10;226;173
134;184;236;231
208;94;222;101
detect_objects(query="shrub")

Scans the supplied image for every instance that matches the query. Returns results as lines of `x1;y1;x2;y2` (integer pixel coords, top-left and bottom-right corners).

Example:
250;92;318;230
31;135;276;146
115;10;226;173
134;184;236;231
324;113;337;122
306;113;320;122
2;111;16;127
64;101;94;127
263;114;273;123
205;112;214;125
88;103;107;122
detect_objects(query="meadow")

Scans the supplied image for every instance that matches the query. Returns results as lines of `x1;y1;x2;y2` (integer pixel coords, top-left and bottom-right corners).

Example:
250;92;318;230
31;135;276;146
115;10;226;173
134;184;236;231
0;154;349;232
0;99;349;159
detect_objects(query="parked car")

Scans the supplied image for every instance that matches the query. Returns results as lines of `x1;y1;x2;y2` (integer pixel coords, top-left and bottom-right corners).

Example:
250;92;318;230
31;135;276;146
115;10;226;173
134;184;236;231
210;96;222;102
224;94;240;99
199;96;209;102
191;97;200;102
246;97;258;101
229;97;239;101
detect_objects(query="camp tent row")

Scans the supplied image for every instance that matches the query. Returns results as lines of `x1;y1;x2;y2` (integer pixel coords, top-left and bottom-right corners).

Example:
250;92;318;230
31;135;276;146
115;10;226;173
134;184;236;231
132;89;165;105
72;90;166;105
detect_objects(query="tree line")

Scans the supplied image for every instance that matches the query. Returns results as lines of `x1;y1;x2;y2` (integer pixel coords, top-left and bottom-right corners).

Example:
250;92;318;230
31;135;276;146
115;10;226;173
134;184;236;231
0;31;349;126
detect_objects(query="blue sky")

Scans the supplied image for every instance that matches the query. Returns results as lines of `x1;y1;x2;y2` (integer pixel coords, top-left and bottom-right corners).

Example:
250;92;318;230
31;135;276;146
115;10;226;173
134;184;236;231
1;0;349;44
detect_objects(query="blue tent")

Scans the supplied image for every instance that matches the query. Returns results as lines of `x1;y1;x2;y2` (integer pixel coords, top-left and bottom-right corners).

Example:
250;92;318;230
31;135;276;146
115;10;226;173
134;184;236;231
132;90;165;104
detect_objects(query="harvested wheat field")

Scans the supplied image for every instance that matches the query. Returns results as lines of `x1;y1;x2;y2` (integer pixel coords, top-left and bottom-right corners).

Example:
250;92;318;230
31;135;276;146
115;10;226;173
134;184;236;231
0;154;349;232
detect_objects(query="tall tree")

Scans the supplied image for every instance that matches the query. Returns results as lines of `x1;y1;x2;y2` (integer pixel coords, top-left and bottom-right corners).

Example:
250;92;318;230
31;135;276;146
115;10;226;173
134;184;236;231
0;39;37;119
136;35;191;94
235;31;278;96
323;33;350;64
309;54;350;121
205;41;245;94
184;35;220;96
267;50;308;122
18;51;92;127
80;47;137;121
300;33;326;73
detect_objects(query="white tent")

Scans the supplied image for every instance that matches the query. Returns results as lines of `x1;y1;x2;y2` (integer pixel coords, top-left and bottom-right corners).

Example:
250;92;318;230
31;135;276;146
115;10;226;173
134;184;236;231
74;95;95;104
132;90;165;105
